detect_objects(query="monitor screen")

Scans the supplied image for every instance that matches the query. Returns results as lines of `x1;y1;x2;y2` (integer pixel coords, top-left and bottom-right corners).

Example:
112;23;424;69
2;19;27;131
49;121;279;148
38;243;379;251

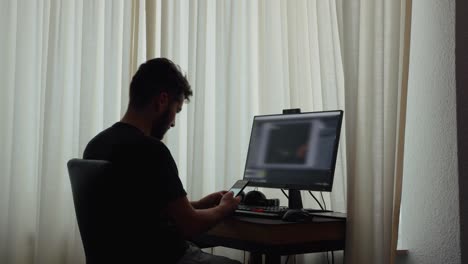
243;110;343;191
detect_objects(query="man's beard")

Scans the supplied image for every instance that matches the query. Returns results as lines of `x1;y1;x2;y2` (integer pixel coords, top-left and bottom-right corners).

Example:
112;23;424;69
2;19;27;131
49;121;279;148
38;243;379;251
150;108;171;140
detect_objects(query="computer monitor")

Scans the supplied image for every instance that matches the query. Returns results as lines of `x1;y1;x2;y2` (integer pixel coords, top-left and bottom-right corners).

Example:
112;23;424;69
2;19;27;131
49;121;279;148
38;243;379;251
243;110;343;209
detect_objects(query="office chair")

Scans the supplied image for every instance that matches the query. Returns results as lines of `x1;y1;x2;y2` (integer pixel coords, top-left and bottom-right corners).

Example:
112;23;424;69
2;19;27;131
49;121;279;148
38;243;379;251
67;158;115;263
69;158;220;263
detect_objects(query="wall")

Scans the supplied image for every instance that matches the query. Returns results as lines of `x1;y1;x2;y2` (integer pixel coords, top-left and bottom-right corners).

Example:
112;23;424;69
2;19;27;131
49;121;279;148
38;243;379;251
397;0;460;263
456;0;468;262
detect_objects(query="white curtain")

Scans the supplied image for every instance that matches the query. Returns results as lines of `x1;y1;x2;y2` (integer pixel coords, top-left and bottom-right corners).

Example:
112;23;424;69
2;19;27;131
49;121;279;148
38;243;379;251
0;1;137;263
337;0;410;263
0;0;409;263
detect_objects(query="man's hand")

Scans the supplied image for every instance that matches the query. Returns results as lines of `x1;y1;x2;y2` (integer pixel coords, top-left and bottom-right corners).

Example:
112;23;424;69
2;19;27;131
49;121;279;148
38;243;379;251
218;191;242;214
192;191;228;209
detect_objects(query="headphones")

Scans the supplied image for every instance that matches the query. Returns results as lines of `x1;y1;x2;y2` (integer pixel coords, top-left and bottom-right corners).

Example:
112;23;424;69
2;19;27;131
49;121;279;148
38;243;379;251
242;190;279;207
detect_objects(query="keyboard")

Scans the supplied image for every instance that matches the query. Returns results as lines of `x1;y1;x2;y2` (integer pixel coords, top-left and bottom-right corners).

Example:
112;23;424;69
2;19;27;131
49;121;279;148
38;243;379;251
234;204;289;218
234;205;335;219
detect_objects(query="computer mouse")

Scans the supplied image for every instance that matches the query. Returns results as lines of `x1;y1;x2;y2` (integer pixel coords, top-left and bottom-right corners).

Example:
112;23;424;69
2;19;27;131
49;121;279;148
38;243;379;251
282;209;313;222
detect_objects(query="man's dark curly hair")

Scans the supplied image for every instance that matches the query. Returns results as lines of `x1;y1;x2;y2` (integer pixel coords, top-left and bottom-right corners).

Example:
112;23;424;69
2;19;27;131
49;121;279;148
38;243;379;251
129;58;193;110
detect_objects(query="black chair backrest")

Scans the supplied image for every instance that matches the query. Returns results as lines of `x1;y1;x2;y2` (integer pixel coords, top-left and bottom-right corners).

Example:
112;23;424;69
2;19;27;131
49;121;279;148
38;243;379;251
67;158;113;263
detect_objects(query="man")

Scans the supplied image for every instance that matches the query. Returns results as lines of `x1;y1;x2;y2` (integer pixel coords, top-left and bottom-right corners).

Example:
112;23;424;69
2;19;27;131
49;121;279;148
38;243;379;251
83;58;241;263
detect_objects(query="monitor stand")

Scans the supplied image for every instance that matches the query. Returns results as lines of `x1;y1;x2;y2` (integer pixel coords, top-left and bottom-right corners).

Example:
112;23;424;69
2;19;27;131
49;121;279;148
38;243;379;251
287;189;330;213
286;189;309;217
288;189;303;210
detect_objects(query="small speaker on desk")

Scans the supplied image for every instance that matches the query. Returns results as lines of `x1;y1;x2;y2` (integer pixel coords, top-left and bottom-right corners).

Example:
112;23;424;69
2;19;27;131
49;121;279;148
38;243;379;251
243;190;279;207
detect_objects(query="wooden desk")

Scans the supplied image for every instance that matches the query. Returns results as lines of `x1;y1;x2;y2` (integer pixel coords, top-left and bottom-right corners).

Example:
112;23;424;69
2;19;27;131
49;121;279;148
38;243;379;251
193;214;346;264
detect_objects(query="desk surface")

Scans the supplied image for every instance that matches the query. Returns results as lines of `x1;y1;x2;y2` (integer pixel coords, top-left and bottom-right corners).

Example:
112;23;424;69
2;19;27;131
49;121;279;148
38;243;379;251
193;214;346;255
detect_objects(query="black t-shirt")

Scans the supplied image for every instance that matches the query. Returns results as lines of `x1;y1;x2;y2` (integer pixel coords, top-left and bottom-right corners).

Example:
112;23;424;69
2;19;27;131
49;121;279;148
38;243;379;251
83;122;188;263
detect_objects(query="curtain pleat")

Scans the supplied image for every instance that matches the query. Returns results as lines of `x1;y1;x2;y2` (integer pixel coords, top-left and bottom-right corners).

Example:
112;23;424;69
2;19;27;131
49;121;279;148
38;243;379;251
337;0;408;263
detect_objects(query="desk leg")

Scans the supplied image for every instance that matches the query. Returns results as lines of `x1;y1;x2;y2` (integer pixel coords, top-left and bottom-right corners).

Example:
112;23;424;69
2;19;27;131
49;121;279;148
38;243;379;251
265;254;280;264
249;253;262;264
248;253;280;264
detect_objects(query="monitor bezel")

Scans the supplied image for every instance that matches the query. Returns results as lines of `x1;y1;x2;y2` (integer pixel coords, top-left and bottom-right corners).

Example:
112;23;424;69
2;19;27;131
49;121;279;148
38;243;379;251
242;110;344;192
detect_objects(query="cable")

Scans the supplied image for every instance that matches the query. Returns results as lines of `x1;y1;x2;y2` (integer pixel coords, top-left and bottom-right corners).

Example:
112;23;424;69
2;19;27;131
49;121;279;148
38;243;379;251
284;255;290;264
281;189;289;199
320;192;327;210
326;251;330;264
308;191;324;210
331;251;335;264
